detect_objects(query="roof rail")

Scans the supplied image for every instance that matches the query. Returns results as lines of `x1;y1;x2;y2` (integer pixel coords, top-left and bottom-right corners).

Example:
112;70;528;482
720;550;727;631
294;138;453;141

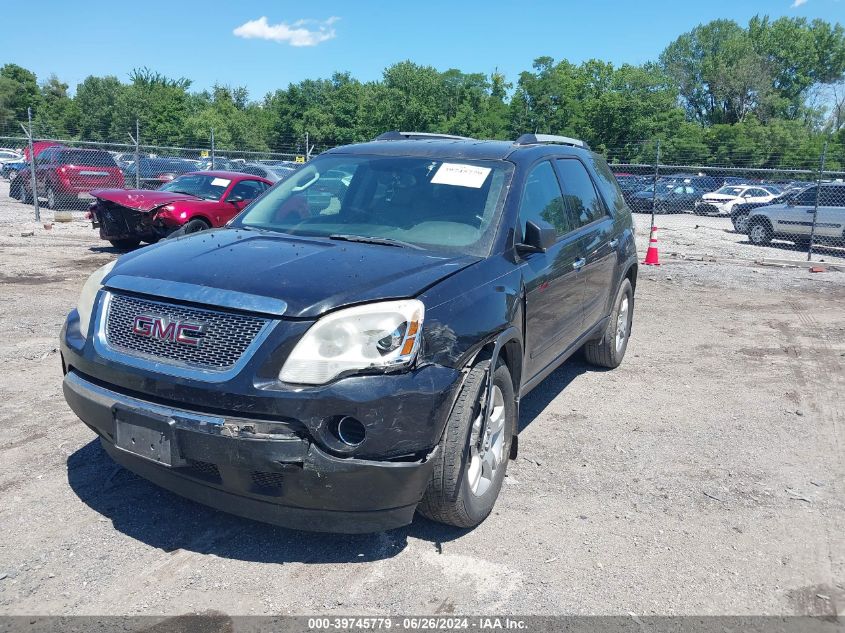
513;133;589;149
374;131;474;142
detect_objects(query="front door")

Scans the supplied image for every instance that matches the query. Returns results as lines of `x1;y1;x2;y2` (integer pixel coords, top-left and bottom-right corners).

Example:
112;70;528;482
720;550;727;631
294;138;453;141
519;160;585;380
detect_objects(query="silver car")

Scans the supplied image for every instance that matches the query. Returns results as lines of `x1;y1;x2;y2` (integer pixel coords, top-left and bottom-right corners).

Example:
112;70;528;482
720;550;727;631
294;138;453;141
746;183;845;247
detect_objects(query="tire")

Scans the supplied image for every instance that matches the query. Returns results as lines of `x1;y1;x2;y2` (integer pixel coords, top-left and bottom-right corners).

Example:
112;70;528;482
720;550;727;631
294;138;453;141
9;178;21;200
748;220;773;246
167;218;211;239
109;238;141;250
583;277;634;369
46;185;60;210
418;360;515;529
732;213;750;234
22;183;32;204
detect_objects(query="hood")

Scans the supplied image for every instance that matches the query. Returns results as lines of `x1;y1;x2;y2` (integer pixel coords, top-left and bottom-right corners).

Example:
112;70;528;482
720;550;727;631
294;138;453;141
105;228;481;319
92;188;202;212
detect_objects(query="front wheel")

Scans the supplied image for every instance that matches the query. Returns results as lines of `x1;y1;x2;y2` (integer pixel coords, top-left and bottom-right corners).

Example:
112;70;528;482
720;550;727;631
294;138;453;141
732;213;750;233
167;218;211;239
418;360;515;528
583;278;634;369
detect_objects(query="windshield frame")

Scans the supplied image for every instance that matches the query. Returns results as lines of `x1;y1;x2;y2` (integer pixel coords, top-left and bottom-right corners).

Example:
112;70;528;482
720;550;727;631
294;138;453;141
229;153;515;257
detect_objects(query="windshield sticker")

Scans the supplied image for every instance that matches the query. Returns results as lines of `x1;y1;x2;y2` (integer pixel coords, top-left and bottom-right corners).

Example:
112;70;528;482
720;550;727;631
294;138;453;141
431;163;491;188
211;178;231;187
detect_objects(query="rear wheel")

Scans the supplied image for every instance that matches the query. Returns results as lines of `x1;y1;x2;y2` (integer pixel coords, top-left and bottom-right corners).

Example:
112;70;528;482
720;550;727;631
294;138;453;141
46;185;61;210
108;238;141;250
418;360;515;528
584;278;634;369
748;220;773;246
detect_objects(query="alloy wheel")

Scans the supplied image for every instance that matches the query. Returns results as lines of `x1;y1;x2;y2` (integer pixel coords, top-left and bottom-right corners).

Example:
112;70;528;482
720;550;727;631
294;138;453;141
467;385;506;497
616;295;630;353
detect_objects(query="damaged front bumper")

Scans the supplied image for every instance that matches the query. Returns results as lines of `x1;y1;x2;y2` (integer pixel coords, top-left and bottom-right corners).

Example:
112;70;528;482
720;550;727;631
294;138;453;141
62;370;438;533
92;201;175;243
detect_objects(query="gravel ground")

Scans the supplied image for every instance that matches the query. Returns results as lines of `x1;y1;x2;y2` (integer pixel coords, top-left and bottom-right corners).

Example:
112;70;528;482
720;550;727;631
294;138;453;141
0;180;843;617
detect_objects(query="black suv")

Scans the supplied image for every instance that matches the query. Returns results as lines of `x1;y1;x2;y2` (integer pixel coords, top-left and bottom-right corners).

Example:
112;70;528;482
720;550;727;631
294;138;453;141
61;132;638;533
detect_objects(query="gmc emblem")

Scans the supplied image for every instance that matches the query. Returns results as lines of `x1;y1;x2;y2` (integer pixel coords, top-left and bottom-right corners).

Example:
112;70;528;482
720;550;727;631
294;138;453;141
132;314;206;346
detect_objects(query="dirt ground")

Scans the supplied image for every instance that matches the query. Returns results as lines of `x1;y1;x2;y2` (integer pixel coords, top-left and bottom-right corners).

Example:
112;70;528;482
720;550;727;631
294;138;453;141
0;182;843;617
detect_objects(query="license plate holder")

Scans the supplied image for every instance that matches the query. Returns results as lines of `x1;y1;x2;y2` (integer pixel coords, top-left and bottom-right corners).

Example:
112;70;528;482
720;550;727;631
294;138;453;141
113;406;184;467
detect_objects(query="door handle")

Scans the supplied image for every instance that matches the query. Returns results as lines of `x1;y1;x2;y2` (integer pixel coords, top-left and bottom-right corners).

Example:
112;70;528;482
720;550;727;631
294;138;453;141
609;239;619;249
573;258;586;270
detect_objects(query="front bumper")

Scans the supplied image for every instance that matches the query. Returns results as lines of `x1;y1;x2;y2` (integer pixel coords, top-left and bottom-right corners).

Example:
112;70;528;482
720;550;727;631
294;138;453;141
63;370;437;533
92;203;174;242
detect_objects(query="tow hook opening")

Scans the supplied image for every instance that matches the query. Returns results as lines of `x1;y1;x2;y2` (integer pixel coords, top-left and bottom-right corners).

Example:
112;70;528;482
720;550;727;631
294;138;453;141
333;416;366;447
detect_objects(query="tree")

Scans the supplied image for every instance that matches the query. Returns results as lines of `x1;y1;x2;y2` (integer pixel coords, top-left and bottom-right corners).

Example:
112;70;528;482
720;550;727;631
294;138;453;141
0;64;41;124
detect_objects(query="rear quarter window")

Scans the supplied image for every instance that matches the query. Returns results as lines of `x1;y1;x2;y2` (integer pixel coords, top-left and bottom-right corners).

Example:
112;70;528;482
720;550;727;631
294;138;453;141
588;155;626;214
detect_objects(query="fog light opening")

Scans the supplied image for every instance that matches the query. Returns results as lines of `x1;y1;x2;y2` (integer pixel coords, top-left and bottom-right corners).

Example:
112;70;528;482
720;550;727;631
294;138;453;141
335;416;366;447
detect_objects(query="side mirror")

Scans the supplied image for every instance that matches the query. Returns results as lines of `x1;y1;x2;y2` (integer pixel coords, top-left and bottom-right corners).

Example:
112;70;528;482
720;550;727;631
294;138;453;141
228;194;245;204
517;220;557;254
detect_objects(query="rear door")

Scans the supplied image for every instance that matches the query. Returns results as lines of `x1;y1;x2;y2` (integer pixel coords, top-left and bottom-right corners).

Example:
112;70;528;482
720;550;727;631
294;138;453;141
775;186;817;236
519;160;585;380
34;147;56;197
555;158;617;332
814;186;845;238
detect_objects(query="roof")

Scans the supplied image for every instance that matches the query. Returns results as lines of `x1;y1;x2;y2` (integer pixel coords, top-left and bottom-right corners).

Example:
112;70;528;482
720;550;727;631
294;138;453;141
186;170;262;180
326;138;519;161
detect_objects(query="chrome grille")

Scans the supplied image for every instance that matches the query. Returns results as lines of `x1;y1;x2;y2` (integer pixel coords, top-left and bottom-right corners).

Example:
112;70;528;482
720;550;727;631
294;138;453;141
104;293;269;371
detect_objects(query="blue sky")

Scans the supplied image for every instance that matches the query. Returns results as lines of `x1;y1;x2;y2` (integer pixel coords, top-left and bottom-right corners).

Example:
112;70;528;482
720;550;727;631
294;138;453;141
1;0;843;99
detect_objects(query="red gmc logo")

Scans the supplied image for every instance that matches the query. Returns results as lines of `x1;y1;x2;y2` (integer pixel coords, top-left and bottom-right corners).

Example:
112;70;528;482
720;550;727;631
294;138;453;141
132;314;206;346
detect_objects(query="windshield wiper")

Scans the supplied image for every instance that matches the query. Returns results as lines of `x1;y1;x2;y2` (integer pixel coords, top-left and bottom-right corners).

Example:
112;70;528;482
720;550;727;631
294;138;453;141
167;190;196;196
328;234;423;250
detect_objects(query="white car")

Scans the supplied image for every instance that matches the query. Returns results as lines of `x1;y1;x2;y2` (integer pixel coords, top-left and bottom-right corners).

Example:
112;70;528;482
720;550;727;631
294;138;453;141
0;149;23;166
694;185;778;216
747;183;845;247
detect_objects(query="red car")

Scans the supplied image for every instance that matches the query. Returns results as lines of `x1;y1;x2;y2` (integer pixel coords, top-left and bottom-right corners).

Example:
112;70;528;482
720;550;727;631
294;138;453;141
89;171;273;248
20;147;124;209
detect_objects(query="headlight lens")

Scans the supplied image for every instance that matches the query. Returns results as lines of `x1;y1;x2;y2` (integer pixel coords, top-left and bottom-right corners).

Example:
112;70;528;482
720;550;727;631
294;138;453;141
77;260;116;337
279;299;424;385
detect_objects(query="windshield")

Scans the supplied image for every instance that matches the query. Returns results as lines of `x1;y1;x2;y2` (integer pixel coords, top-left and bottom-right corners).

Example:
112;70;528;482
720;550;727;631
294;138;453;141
715;186;746;196
232;155;513;256
158;174;232;200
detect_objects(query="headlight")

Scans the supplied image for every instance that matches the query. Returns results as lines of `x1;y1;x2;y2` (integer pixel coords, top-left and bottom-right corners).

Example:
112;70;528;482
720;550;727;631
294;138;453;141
279;299;424;385
77;260;116;337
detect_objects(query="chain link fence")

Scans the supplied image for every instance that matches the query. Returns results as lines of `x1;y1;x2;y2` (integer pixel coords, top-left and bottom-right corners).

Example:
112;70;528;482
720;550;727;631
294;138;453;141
603;141;845;263
1;116;843;263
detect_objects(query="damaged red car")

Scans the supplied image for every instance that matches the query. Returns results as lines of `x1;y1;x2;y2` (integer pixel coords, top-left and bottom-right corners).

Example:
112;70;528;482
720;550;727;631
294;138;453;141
89;171;273;249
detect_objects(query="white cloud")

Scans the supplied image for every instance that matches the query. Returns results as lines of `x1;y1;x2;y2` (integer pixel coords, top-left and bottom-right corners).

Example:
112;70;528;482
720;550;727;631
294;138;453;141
233;16;339;47
791;0;808;7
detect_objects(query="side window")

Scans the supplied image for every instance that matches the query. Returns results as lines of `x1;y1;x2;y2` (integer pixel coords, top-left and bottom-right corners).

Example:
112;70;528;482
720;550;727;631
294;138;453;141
818;187;845;207
229;180;265;201
794;187;817;205
518;161;573;237
36;149;53;165
588;155;626;214
556;159;607;227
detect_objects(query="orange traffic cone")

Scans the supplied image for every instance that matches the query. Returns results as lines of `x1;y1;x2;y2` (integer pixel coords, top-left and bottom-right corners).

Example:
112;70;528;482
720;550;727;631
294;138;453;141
643;225;660;266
